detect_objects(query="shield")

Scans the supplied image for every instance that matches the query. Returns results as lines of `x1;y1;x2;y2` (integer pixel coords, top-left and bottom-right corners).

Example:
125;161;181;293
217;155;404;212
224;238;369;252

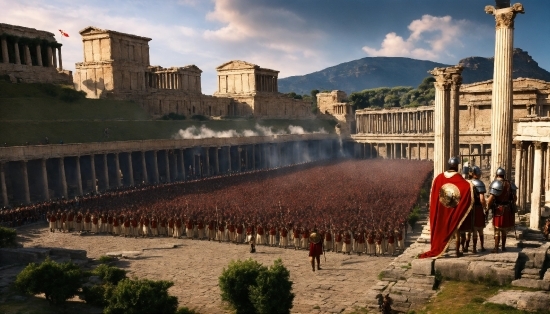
439;183;461;208
309;232;321;244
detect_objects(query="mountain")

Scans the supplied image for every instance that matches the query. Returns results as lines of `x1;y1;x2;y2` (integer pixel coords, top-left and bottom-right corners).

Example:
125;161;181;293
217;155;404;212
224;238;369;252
278;49;550;95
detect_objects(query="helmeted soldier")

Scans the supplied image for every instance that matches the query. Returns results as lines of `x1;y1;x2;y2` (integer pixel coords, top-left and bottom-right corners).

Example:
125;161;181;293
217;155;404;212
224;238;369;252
487;167;516;253
469;166;487;253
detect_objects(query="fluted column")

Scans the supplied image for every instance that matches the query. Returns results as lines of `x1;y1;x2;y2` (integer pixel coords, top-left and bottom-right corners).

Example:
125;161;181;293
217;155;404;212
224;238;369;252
35;44;42;66
75;156;83;196
14;41;21;64
141;151;149;183
1;38;8;64
59;158;68;199
90;154;97;193
449;67;464;157
486;3;524;178
22;161;30;204
114;153;122;187
41;159;49;200
127;153;134;186
430;67;452;174
530;142;544;229
0;163;7;207
514;141;524;212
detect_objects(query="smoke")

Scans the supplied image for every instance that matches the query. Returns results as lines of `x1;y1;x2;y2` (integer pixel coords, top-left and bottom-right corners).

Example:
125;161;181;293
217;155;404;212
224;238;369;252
173;124;327;139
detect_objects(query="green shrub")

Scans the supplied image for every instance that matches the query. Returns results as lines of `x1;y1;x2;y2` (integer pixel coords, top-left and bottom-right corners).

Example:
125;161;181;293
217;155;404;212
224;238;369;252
98;255;115;264
15;258;82;305
104;278;178;314
0;226;17;247
219;259;267;314
81;283;111;307
92;264;127;285
249;259;294;314
59;87;86;102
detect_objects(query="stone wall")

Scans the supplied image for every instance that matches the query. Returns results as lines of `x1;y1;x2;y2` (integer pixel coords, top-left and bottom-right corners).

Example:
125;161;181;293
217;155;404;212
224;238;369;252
0;23;72;84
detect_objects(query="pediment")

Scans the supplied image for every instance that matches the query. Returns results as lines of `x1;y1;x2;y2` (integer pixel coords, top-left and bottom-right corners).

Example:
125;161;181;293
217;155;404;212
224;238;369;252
216;60;258;71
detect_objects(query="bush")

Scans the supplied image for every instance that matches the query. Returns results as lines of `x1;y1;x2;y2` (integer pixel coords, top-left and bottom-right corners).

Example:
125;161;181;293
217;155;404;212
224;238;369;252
81;283;111;307
59;87;86;102
15;258;82;305
249;259;294;314
92;264;127;285
98;255;116;264
219;259;267;314
104;278;178;314
0;226;17;247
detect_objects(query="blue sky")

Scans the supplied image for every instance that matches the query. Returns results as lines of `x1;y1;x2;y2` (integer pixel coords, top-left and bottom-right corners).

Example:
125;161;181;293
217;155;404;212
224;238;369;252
2;0;548;94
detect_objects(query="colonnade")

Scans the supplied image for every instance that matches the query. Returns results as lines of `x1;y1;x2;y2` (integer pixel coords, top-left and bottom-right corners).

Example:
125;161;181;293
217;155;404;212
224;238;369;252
355;109;434;134
354;142;433;160
514;140;550;229
145;71;200;92
255;74;277;92
0;139;340;207
0;37;63;70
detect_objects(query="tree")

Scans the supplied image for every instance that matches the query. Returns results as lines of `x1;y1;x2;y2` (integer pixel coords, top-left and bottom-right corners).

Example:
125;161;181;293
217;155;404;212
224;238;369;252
103;278;178;314
219;259;266;314
92;264;127;285
249;259;294;314
0;226;17;247
15;258;82;305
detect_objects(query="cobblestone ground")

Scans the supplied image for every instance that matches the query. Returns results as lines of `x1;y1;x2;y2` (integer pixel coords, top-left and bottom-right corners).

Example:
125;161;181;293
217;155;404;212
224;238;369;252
16;224;400;314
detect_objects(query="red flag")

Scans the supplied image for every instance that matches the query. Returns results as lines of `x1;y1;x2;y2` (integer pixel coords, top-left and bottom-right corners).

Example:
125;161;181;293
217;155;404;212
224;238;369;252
59;29;69;37
418;171;473;259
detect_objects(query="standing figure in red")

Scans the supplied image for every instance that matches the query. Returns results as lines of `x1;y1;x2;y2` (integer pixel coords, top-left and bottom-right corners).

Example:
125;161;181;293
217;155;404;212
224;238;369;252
487;167;516;253
309;229;324;272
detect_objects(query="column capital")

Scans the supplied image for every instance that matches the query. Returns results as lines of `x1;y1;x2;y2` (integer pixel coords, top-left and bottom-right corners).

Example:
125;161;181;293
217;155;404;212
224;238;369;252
485;3;524;29
512;140;524;149
429;66;462;90
533;141;543;150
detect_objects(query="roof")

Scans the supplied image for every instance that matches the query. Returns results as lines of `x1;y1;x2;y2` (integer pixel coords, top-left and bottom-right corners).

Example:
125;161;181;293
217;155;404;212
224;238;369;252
79;26;151;41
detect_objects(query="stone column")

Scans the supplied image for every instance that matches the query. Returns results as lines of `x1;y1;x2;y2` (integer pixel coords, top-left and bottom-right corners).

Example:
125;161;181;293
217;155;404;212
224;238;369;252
215;147;220;175
486;3;524;178
59;158;68;199
1;38;8;64
41;159;49;200
205;148;210;176
430;67;453;174
114;153;122;187
57;46;63;70
35;44;42;66
103;154;109;190
141;151;149;183
46;46;53;67
24;45;32;65
252;144;256;170
14;41;21;64
127;153;134;186
237;147;242;172
21;161;30;204
165;151;171;182
52;47;58;69
0;163;7;207
179;149;185;181
245;146;249;170
152;151;159;183
530;142;544;229
90;154;97;193
514;141;524;211
75;156;83;196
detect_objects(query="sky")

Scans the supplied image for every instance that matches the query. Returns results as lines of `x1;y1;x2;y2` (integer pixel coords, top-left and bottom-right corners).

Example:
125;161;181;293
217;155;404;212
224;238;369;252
2;0;549;94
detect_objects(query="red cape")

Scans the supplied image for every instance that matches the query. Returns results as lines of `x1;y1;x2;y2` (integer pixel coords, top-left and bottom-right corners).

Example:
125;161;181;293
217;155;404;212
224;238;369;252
419;171;473;259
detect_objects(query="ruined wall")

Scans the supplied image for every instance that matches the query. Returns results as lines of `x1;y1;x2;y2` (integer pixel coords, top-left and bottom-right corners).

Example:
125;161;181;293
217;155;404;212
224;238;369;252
317;91;348;115
0;23;72;84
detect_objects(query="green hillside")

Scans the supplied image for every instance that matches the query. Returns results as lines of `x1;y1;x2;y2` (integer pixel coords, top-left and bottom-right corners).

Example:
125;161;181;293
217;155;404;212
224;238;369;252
0;81;335;146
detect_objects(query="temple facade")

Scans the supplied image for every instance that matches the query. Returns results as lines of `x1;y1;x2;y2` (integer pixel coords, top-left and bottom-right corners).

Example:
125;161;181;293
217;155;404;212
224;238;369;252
0;23;72;84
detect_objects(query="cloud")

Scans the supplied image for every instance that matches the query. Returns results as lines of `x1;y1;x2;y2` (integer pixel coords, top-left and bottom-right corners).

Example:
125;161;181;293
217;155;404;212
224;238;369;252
362;15;469;60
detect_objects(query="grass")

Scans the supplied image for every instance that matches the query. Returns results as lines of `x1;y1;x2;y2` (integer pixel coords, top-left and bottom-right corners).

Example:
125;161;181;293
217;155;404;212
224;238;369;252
0;81;335;145
416;281;550;314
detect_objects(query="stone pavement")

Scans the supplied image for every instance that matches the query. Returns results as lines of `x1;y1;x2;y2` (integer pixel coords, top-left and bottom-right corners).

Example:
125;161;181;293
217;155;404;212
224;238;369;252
8;223;398;314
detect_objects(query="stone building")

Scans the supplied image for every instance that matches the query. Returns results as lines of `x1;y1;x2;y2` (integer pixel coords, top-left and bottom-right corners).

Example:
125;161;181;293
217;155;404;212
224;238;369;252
0;23;72;84
213;60;314;118
73;26;231;118
317;90;355;137
353;78;550;161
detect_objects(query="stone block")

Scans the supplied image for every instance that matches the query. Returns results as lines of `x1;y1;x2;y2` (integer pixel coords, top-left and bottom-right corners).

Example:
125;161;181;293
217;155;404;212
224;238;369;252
543;270;550;281
406;275;435;286
389;293;408;303
511;279;550;290
434;258;469;281
483;252;518;263
411;258;434;276
487;290;550;312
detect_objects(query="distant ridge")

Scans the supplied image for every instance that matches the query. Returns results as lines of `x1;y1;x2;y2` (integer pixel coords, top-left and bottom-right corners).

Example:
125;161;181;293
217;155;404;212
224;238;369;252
278;48;550;95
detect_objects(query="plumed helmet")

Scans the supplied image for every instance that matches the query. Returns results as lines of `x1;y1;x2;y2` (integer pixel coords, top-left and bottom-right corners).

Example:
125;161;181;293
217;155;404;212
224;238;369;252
495;167;506;177
489;180;504;196
462;165;470;176
471;166;482;177
448;156;460;168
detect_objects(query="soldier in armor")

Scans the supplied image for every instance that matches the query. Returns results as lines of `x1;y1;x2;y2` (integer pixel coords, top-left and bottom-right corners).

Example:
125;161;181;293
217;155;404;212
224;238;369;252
469;166;487;253
309;229;324;271
457;166;475;253
486;167;516;253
